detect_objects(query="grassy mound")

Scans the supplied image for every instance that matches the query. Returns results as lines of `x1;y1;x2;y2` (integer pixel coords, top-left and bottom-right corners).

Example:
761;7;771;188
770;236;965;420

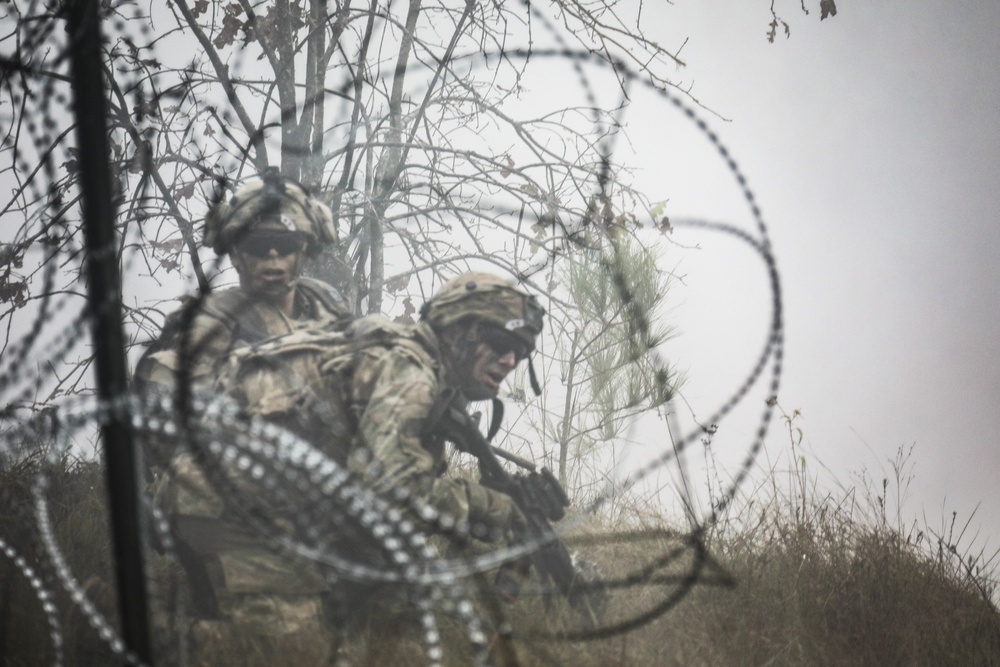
1;445;998;665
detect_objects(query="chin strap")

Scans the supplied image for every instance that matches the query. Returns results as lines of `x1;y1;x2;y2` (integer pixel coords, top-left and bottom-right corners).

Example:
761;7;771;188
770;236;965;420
528;355;542;397
485;355;540;442
487;398;504;442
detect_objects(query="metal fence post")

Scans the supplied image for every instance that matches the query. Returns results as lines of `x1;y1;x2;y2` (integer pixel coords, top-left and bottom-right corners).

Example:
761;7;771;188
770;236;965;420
67;0;154;663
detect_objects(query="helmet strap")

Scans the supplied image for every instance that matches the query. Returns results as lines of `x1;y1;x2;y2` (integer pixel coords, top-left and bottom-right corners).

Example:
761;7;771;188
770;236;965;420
528;355;542;396
487;398;504;442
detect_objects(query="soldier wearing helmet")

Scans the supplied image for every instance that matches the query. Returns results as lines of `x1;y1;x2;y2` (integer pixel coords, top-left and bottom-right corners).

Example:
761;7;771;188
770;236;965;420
420;272;544;401
135;171;350;664
134;169;349;393
220;270;543;534
170;272;545;661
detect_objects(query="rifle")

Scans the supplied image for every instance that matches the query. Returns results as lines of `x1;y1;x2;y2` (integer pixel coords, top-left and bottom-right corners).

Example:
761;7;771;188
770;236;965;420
435;401;607;619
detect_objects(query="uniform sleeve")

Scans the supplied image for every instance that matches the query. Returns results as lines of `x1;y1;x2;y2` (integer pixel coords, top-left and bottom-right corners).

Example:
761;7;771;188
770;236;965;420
353;348;512;531
133;307;234;393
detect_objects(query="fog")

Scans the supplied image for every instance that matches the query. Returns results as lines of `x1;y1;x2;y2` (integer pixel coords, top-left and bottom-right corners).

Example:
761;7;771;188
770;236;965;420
603;1;1000;551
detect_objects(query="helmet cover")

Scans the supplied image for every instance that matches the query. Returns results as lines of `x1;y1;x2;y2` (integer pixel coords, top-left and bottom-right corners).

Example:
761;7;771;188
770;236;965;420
204;168;337;256
421;272;545;353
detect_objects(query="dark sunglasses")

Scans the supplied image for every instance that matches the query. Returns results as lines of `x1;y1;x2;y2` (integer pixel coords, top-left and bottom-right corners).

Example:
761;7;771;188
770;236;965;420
481;327;531;362
234;231;305;258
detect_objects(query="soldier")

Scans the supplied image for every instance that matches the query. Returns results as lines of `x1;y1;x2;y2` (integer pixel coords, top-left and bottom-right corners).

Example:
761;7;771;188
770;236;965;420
161;272;544;664
135;170;349;665
223;271;543;541
133;168;349;396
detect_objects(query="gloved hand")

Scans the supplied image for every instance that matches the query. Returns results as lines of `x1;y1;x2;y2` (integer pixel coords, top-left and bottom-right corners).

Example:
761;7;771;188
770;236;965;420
494;557;533;604
468;484;526;542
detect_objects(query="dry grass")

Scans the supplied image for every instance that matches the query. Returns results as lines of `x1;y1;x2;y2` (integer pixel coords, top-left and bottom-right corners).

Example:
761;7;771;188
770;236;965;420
1;437;999;666
0;448;118;666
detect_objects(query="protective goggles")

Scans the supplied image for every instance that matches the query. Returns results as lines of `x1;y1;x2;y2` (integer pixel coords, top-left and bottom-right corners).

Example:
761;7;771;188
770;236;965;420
234;231;306;258
481;326;532;363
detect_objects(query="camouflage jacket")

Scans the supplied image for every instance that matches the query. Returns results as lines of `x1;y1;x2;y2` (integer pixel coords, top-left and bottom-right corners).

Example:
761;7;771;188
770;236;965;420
134;277;349;394
217;315;516;535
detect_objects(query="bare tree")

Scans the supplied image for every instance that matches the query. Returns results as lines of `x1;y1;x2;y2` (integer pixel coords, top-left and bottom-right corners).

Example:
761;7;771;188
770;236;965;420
0;0;694;406
0;0;835;404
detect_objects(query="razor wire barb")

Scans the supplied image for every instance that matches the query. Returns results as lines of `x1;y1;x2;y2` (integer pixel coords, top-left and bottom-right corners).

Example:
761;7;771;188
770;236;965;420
0;0;786;664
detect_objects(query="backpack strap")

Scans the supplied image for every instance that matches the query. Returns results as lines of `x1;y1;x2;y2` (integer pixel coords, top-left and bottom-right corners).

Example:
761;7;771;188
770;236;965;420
297;277;351;319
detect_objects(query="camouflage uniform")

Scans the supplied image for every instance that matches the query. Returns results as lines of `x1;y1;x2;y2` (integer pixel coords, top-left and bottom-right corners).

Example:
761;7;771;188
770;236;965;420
133;276;348;393
221;314;526;531
193;273;544;658
134;168;347;395
137;171;349;665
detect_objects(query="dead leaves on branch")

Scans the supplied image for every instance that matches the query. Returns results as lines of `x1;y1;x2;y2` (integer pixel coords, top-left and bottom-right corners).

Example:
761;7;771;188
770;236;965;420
148;238;187;274
173;182;196;201
207;1;306;53
384;273;411;295
768;0;837;43
0;246;27;308
213;4;245;50
499;154;515;179
523;191;677;259
767;16;791;44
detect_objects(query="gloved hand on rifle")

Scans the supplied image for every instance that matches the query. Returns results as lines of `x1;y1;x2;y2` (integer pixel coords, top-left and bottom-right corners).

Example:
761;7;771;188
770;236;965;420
467;483;527;542
465;485;536;604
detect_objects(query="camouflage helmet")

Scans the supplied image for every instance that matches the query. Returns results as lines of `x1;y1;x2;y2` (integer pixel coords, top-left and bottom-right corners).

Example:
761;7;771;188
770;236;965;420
420;272;545;354
204;168;337;256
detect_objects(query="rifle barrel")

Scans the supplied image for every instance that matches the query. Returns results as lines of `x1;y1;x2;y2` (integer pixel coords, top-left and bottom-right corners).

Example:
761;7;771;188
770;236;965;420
490;445;536;472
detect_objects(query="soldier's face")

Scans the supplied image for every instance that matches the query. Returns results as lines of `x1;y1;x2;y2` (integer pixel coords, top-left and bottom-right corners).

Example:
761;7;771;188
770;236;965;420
460;328;526;400
231;231;307;300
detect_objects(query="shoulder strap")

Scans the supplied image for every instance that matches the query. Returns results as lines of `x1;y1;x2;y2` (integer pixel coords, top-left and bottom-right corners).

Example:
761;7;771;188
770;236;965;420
297;277;351;318
422;391;505;444
486;398;504;442
423;388;462;441
197;289;275;345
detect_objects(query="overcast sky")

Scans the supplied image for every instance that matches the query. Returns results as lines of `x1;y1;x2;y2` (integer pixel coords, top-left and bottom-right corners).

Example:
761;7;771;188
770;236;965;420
591;0;1000;552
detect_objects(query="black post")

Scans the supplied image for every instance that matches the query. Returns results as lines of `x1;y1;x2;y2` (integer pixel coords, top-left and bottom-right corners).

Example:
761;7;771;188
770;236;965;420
66;1;153;664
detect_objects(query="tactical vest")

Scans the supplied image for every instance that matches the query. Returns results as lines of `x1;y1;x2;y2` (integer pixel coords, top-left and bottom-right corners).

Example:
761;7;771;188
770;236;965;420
133;277;349;393
217;316;445;467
